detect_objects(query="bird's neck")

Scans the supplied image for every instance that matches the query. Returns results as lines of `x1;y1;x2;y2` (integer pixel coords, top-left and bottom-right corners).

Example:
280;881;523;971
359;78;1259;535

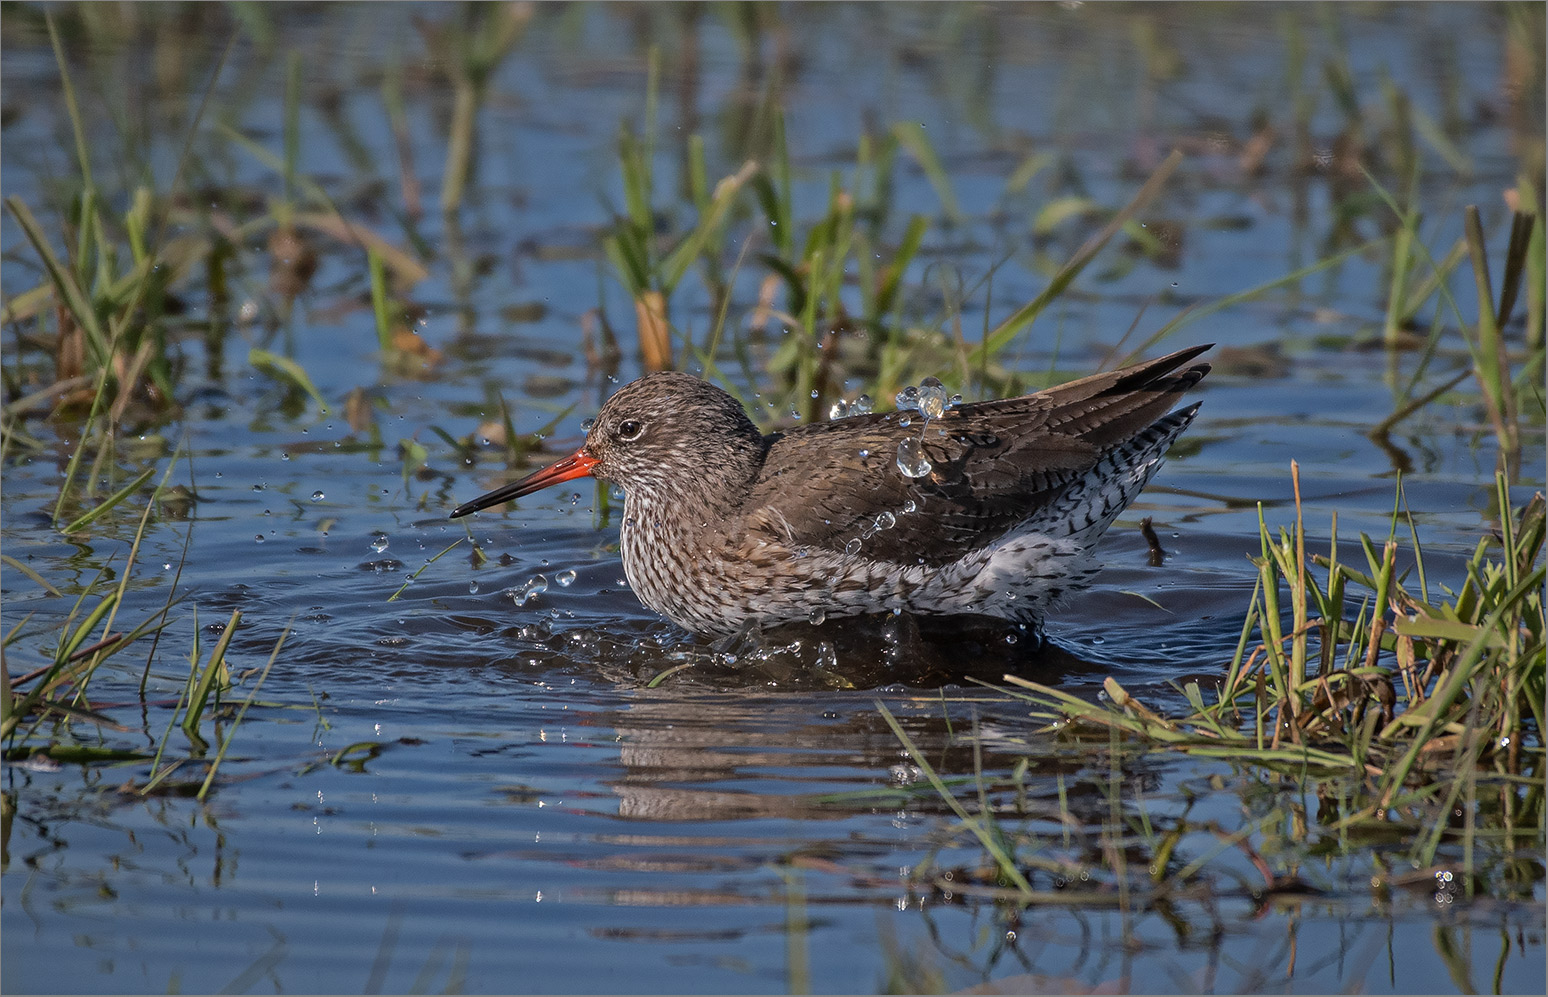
620;441;766;532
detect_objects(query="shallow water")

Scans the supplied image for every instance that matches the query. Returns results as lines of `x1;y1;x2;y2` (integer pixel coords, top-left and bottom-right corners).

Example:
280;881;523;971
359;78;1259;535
3;4;1544;993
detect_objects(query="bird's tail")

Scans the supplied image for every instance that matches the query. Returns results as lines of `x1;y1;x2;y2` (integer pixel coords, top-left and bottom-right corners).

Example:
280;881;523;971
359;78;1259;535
1027;403;1200;547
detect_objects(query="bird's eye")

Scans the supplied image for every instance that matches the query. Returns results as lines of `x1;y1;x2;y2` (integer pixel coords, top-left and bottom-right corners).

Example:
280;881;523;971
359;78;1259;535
617;419;644;441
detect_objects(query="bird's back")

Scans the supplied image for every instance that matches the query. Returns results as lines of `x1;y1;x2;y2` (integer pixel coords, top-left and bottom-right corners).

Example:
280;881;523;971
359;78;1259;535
741;345;1210;567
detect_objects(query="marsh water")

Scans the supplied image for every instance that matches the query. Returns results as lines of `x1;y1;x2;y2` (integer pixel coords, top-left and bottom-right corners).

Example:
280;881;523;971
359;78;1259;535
2;4;1544;993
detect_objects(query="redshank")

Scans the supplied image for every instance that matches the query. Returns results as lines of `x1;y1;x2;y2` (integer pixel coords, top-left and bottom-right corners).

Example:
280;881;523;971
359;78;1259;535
451;345;1210;636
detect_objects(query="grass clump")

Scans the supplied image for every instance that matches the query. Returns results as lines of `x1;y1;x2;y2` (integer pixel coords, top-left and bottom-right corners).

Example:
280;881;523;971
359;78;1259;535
0;445;308;801
598;106;1194;425
1022;465;1542;788
885;464;1543;920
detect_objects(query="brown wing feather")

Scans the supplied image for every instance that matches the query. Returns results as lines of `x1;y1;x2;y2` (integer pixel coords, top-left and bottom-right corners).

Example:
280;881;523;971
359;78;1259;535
739;345;1210;566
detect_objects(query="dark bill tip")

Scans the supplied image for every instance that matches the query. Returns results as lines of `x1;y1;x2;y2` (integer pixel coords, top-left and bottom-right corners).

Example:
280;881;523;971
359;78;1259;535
449;449;599;519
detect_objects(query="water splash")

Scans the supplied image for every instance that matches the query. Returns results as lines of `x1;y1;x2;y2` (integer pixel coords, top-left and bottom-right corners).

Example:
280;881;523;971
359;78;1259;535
512;574;549;607
916;376;948;420
893;377;957;480
829;394;878;421
896;438;932;478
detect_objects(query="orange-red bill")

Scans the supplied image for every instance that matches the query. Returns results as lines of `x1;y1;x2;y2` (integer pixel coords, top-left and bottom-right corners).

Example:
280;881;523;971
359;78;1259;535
449;449;599;518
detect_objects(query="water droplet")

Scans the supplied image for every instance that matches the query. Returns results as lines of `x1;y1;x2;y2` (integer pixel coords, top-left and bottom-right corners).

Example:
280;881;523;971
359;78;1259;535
369;532;390;553
917;376;948;420
874;511;896;530
828;400;850;420
844;538;862;556
1005;633;1018;644
254;534;265;543
556;569;577;587
898;415;912;428
858;448;870;458
902;499;917;513
810;389;820;399
469;580;480;594
512;574;549;607
311;490;325;502
252;484;265;492
896;438;932;478
281;452;291;462
894;385;919;412
815;640;837;670
808;607;827;625
852;394;873;415
581;417;596;432
950;393;963;407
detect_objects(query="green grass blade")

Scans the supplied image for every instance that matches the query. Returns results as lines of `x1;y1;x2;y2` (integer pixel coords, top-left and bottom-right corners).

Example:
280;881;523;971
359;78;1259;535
891;122;960;222
876;702;1033;895
1;555;62;597
967;150;1182;366
4;197;110;358
197;620;287;802
249;347;330;414
388;539;465;602
59;465;157;536
368;247;393;351
183;610;242;742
